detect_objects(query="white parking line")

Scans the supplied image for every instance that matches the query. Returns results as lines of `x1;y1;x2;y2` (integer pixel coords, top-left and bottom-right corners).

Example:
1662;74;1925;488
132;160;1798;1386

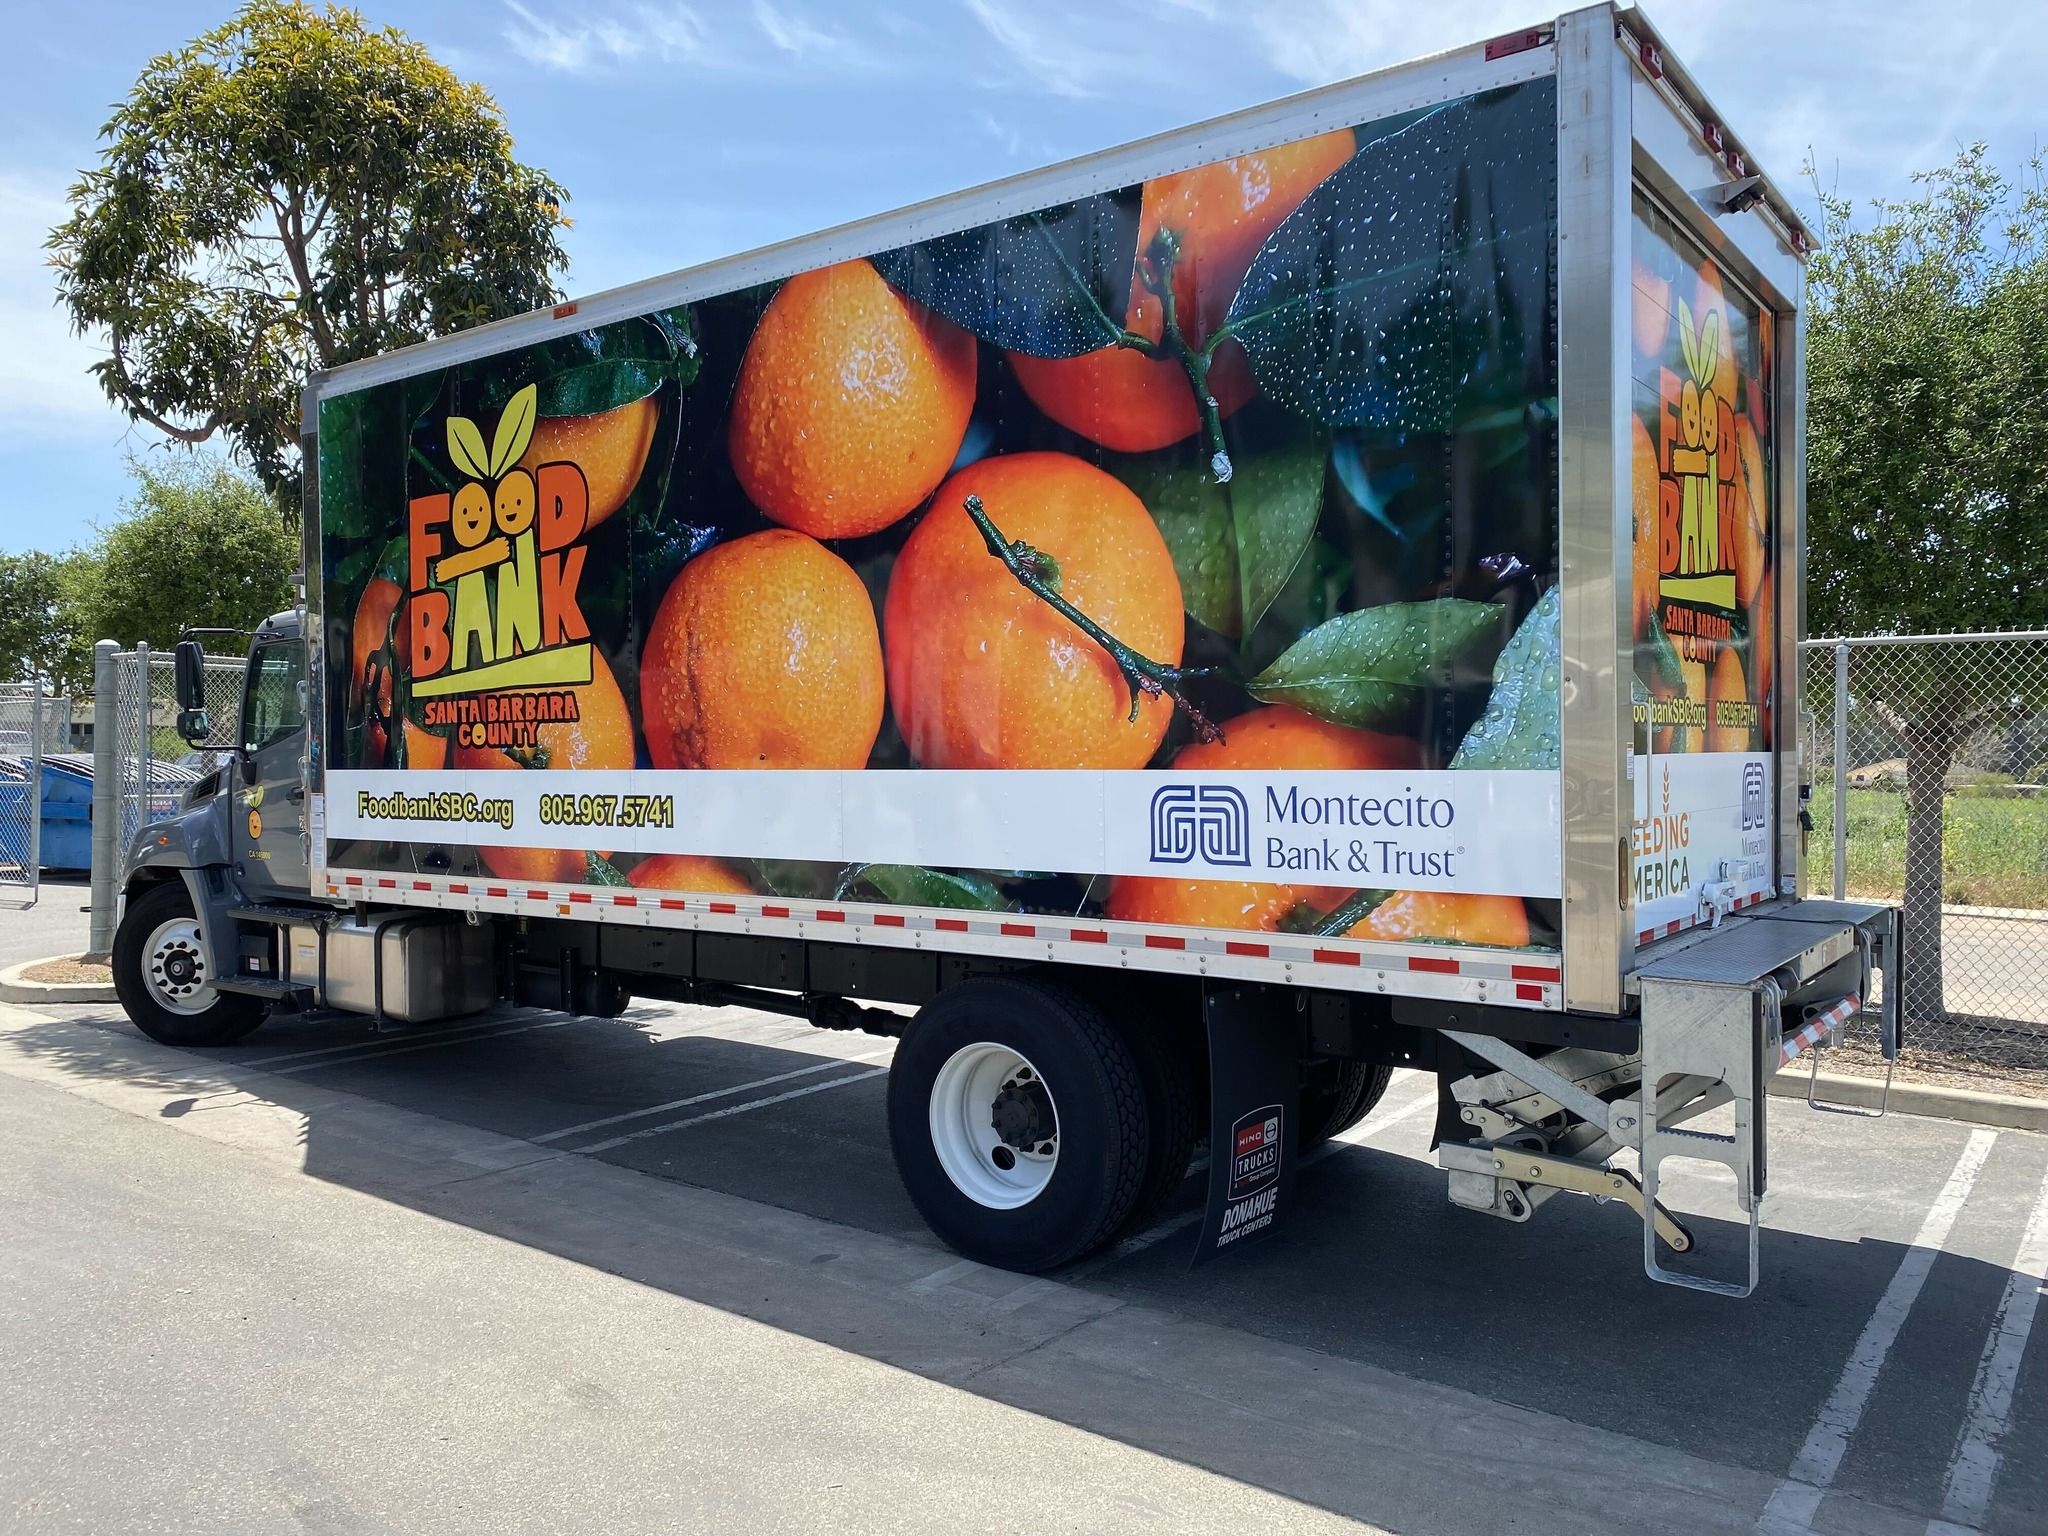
576;1068;889;1155
533;1053;890;1143
1755;1127;1999;1535
266;1016;577;1075
1927;1161;2048;1536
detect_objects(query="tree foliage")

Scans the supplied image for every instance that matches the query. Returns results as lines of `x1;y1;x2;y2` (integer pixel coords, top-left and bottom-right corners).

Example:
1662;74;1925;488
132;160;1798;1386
1805;148;2048;1019
47;0;570;500
0;552;90;693
65;458;299;655
1806;146;2048;637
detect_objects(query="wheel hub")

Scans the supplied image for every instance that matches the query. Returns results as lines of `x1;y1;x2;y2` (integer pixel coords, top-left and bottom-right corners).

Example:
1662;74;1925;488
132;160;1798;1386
990;1073;1055;1153
144;917;217;1016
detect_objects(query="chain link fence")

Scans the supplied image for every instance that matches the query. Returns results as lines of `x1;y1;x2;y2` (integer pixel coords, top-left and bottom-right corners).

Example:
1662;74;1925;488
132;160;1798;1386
85;643;246;955
1802;631;2048;1077
0;684;48;904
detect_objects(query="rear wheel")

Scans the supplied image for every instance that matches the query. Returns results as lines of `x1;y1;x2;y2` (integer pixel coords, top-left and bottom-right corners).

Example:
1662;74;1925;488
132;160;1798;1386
1298;1059;1392;1149
888;977;1148;1272
1116;1015;1201;1235
112;880;265;1047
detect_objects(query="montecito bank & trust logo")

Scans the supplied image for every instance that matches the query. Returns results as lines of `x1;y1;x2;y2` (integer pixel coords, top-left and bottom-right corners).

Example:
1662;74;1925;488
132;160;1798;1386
1149;784;1250;866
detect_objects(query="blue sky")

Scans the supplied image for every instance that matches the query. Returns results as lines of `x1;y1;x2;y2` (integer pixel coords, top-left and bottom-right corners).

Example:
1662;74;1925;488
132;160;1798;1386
1;0;2038;556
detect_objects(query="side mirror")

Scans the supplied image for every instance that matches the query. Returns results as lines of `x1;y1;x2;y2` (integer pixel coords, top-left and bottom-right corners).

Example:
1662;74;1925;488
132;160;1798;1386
173;639;207;712
176;708;211;747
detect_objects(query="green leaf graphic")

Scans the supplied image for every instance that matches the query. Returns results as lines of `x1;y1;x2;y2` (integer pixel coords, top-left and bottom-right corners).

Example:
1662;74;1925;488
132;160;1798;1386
840;865;1013;911
1110;406;1324;638
490;384;537;477
1452;585;1561;771
1249;598;1501;728
447;415;488;479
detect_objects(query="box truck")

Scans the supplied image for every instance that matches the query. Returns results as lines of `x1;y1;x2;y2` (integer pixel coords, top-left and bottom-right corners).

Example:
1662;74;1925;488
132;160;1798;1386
112;5;1896;1296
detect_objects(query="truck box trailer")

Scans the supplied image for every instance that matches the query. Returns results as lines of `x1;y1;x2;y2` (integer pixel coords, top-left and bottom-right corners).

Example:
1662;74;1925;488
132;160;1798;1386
112;4;1897;1296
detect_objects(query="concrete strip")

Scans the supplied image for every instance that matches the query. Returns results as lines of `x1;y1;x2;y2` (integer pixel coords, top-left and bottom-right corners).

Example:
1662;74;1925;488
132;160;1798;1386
0;956;116;1005
1770;1069;2048;1134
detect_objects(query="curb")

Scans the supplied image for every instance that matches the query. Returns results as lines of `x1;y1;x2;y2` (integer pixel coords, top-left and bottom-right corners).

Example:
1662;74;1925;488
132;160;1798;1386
1769;1066;2048;1133
0;957;118;1006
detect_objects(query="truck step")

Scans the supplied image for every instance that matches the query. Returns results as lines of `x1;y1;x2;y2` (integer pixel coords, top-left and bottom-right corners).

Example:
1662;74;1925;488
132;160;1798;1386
214;976;315;1006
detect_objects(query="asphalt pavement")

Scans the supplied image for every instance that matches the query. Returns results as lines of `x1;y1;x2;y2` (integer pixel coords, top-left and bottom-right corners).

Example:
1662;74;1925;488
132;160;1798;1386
2;981;2045;1534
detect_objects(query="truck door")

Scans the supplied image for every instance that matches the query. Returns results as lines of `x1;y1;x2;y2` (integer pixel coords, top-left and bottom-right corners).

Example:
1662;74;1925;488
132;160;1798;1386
233;637;310;899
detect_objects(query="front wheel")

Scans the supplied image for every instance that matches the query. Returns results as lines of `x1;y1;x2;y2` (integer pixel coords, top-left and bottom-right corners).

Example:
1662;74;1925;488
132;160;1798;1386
111;880;266;1047
888;977;1149;1272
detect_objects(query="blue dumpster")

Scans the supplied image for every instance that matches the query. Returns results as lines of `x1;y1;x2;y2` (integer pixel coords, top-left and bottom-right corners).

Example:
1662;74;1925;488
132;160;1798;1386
0;755;94;871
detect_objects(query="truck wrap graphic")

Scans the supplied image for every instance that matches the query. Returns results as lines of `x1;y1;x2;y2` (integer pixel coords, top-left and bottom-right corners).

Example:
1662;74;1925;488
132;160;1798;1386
1629;190;1778;933
320;78;1563;955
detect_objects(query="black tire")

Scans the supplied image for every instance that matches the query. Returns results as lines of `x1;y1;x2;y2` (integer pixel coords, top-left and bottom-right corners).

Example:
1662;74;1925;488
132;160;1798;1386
111;880;266;1047
1298;1059;1392;1149
887;977;1149;1272
1115;1014;1202;1236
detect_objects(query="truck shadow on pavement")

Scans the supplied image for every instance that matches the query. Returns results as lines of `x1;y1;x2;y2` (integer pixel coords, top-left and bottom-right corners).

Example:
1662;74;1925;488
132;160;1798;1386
8;1002;2046;1536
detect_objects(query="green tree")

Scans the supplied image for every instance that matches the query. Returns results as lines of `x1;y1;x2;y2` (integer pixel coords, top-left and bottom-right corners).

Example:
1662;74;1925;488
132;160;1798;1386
67;458;298;652
1807;146;2048;1020
48;0;569;501
0;552;92;693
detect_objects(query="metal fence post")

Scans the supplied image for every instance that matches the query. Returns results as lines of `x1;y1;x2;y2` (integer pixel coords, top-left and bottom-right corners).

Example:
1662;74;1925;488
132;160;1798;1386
85;639;120;961
1832;640;1849;900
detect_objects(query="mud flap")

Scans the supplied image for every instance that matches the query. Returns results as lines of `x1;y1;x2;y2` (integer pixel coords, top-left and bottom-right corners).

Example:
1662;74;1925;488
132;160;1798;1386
1193;984;1300;1265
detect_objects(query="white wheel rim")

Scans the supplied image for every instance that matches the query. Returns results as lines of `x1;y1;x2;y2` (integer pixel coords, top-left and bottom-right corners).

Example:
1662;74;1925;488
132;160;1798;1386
144;916;217;1015
928;1042;1059;1209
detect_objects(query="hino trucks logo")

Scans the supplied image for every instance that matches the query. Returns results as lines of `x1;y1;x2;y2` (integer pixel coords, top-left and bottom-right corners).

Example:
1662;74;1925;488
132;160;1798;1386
1149;784;1250;866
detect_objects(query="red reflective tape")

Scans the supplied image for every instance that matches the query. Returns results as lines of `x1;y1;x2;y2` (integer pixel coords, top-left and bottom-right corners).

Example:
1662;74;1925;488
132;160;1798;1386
1145;934;1186;950
1226;941;1269;957
1516;983;1544;1002
1407;955;1459;974
762;905;790;919
527;889;549;901
612;894;636;907
1512;964;1561;982
709;901;737;914
660;898;687;911
874;913;906;927
569;891;592;904
1484;27;1546;60
936;918;969;932
1000;922;1035;937
1313;948;1361;966
343;875;363;886
1638;930;1656;946
412;879;432;891
816;909;847;923
1070;929;1107;944
448;883;468;895
487;887;508;899
377;878;397;889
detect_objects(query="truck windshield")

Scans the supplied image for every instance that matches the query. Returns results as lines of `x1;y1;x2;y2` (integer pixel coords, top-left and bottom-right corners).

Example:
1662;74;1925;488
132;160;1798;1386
242;641;307;752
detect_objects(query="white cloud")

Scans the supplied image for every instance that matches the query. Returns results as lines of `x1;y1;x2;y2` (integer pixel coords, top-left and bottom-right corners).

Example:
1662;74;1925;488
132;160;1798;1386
502;0;891;75
500;0;710;73
960;0;1121;99
0;172;135;448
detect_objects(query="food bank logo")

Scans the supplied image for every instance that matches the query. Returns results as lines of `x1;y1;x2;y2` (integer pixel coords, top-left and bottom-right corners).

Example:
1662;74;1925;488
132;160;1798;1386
1655;299;1739;621
405;384;594;704
1150;784;1250;866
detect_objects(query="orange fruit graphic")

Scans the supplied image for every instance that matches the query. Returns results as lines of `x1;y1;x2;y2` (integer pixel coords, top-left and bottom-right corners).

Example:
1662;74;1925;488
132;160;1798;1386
1693;260;1740;411
1630;413;1661;640
728;259;977;540
626;854;753;895
455;651;636;883
352;577;448;768
1008;131;1354;452
1105;877;1299;932
885;452;1184;769
1751;569;1775;727
520;394;659;529
1173;704;1418;771
1730;411;1768;605
1346;890;1530;948
1706;645;1752;752
641;529;884;769
1631;256;1671;360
